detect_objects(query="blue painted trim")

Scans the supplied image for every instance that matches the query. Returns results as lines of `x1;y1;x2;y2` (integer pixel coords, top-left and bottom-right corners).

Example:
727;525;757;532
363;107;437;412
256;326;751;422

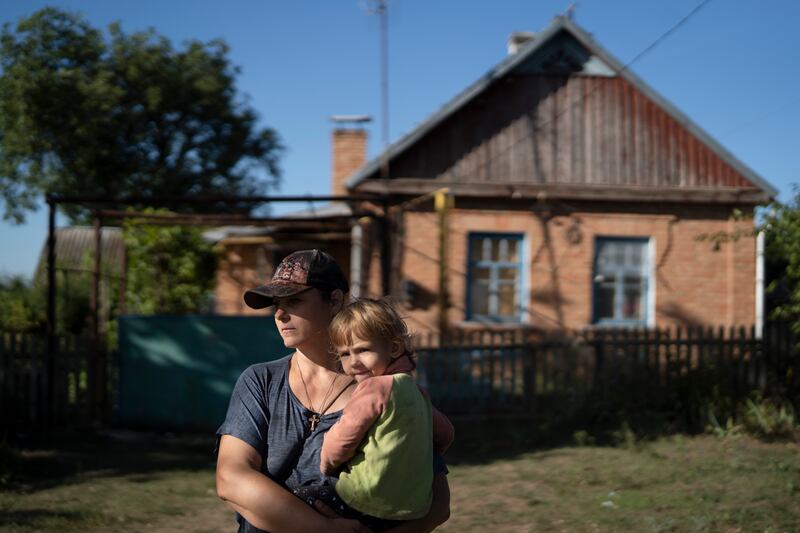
466;232;524;323
591;236;651;326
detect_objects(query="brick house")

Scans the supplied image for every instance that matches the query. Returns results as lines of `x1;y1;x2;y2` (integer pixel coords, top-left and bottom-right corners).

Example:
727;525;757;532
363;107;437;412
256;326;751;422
214;16;776;334
342;16;776;333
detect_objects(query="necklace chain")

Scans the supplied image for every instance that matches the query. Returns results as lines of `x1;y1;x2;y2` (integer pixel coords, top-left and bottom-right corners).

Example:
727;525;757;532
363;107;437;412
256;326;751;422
296;355;339;433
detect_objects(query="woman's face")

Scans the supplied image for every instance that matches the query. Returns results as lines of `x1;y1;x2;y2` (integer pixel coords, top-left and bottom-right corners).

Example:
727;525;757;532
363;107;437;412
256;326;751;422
273;289;339;350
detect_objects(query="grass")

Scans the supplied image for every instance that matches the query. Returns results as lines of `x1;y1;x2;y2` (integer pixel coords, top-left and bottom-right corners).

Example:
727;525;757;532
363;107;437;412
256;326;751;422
0;431;231;532
1;428;799;532
442;433;800;532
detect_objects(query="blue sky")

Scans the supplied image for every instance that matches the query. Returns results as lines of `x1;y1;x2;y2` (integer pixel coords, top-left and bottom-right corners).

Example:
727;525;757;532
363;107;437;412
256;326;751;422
1;0;798;278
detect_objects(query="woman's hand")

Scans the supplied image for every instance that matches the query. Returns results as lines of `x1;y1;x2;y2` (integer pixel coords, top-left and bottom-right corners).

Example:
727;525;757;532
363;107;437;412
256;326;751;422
312;499;341;518
383;473;450;532
314;501;372;533
327;518;373;533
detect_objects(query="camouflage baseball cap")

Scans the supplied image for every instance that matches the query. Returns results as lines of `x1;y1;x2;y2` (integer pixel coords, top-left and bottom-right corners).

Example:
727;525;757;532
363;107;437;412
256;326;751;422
243;249;349;309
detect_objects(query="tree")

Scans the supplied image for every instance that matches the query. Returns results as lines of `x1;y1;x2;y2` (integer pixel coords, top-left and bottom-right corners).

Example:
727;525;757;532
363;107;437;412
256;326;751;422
0;271;90;334
0;8;283;223
763;189;800;327
122;210;218;315
0;275;45;332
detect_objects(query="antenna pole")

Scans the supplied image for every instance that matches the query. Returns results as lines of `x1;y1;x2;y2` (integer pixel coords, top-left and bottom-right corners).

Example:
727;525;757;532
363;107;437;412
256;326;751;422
378;0;389;180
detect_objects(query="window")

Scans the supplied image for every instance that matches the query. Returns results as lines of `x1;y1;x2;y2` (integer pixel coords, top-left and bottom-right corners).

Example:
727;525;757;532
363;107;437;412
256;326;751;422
467;233;524;322
592;237;651;325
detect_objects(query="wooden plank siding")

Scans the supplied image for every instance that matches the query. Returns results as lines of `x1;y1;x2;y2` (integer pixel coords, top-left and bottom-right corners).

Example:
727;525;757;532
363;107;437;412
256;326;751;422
387;75;755;192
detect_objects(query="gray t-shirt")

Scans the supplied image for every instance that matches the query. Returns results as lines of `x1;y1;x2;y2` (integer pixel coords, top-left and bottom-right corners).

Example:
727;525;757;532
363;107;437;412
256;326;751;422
217;355;344;533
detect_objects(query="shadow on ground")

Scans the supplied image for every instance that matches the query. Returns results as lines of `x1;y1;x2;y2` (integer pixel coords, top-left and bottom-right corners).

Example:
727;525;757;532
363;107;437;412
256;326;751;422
0;509;91;530
445;409;692;467
1;429;217;494
1;414;680;496
446;417;576;466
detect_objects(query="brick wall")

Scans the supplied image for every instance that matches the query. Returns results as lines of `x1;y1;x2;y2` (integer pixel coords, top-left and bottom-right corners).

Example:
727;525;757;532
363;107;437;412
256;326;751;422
332;129;367;196
214;243;273;316
214;242;353;315
212;201;758;330
393;203;757;333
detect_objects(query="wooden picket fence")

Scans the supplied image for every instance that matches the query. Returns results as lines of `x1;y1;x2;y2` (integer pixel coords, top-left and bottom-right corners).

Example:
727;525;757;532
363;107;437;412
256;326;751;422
0;332;111;431
416;322;800;424
3;322;798;431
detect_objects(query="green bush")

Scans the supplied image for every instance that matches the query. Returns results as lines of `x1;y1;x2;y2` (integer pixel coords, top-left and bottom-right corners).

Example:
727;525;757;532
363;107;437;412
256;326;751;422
0;275;45;332
122;210;218;315
611;421;642;450
706;393;798;441
741;394;797;440
572;429;596;447
705;408;743;439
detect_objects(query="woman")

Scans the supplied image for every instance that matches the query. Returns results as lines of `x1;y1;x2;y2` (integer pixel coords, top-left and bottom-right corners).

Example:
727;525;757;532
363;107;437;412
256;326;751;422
215;250;450;532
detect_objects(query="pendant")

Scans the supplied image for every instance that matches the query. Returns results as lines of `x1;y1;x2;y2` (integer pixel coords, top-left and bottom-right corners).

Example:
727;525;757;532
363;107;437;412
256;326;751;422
308;413;320;433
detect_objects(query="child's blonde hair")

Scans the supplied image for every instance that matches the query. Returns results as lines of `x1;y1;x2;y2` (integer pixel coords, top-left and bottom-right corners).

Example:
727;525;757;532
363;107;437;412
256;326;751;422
329;298;414;361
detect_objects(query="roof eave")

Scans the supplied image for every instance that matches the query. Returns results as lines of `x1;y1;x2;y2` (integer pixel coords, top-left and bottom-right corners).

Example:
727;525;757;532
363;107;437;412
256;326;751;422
355;179;772;205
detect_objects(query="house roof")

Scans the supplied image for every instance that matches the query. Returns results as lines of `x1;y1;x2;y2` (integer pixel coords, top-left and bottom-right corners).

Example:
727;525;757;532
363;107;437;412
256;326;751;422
346;16;777;199
202;202;354;242
278;201;353;219
34;227;125;281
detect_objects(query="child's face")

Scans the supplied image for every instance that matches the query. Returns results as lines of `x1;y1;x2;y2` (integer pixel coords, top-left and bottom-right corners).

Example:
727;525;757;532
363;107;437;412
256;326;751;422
335;333;401;382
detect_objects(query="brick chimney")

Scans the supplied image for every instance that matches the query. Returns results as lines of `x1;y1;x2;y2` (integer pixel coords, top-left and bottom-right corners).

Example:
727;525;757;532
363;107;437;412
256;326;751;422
507;31;535;55
331;116;370;196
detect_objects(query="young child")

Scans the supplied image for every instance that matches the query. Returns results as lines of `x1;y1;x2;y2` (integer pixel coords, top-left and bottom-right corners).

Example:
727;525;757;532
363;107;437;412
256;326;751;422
294;298;454;531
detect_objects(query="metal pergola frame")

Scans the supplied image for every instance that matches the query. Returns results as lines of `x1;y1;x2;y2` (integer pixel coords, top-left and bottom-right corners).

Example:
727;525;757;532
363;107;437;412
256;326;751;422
43;192;391;425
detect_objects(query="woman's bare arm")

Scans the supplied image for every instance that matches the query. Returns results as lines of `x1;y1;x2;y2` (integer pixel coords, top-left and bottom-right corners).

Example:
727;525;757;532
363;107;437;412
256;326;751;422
216;434;369;533
384;473;451;533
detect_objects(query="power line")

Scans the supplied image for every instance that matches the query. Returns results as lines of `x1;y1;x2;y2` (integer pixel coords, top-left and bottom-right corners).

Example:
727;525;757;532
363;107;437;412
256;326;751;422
719;94;800;139
622;0;714;70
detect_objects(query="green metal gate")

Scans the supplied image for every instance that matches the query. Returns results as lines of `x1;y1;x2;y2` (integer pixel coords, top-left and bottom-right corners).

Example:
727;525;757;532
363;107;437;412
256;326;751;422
117;315;288;430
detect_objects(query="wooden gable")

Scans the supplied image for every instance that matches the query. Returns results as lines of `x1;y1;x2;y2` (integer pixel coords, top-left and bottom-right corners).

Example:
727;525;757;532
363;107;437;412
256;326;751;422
350;21;774;204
